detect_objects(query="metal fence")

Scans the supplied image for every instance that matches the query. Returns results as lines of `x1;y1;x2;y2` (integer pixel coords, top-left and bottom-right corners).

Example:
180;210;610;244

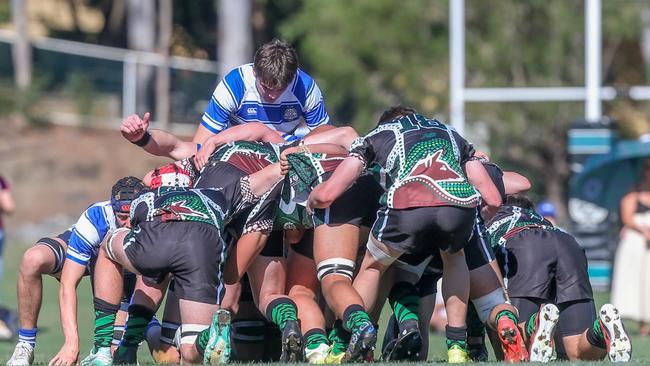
0;29;219;134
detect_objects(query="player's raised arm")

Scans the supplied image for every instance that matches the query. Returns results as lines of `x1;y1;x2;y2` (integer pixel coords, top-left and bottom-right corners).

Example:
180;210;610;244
121;112;197;161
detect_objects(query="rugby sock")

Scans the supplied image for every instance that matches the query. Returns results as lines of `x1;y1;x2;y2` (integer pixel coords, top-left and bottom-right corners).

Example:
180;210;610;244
195;328;211;355
525;312;538;338
342;304;373;334
160;321;180;346
121;304;155;347
265;297;298;331
328;320;351;356
144;315;161;341
17;328;37;348
93;298;120;349
445;325;468;350
586;318;606;349
495;309;519;325
304;328;329;350
388;282;420;325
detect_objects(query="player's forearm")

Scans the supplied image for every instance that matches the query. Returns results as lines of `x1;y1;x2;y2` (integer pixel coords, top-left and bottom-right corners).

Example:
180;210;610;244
249;163;284;198
144;129;196;160
303;143;348;156
59;283;80;349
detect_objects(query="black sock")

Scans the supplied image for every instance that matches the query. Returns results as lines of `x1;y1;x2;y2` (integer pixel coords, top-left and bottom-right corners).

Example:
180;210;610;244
446;325;468;350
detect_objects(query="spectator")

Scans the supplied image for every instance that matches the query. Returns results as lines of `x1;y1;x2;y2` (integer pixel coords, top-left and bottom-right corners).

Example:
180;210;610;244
0;175;16;341
0;175;15;285
537;200;558;226
611;159;650;336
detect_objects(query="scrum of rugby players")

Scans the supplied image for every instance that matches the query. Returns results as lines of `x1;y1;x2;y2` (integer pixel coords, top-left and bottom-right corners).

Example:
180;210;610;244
8;39;632;366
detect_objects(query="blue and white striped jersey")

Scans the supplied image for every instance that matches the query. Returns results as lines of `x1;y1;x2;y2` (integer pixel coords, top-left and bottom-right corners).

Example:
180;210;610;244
201;64;330;141
66;201;118;267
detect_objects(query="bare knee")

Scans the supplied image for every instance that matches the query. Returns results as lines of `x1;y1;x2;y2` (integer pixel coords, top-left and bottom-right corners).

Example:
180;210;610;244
288;284;316;300
21;246;55;276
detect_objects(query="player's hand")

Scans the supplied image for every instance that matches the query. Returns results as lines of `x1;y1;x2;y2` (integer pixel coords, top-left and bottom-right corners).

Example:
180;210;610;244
194;138;220;171
49;344;79;366
280;147;300;175
120;112;151;143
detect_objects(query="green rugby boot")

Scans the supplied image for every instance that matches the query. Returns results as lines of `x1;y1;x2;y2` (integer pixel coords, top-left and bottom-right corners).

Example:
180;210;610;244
203;309;232;365
80;347;112;366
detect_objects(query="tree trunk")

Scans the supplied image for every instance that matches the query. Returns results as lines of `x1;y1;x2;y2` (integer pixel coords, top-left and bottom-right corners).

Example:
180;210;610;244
11;0;31;91
217;0;253;77
156;0;172;128
127;0;156;115
640;6;650;78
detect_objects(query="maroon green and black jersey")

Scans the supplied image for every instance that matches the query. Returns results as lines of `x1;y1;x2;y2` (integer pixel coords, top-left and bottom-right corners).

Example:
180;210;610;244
349;114;479;209
207;140;291;174
275;152;346;230
485;205;558;250
130;178;257;230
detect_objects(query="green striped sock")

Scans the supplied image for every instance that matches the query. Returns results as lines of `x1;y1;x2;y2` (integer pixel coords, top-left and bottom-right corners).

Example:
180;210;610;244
388;282;420;324
93;298;120;349
266;297;298;331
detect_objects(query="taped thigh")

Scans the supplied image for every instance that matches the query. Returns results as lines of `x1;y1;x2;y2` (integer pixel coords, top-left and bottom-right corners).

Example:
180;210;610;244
106;227;132;262
180;323;208;345
317;257;356;282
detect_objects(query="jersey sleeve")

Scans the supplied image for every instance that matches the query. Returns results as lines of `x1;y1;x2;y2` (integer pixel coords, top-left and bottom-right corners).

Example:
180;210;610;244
66;205;111;266
349;136;377;170
452;130;476;164
201;68;246;134
293;69;330;128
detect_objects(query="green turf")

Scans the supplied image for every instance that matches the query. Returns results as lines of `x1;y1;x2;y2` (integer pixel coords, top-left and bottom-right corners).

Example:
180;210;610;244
1;240;649;364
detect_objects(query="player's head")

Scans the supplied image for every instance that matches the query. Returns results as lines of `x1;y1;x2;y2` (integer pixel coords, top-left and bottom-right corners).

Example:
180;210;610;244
504;194;536;210
145;162;193;189
537;200;557;218
111;176;145;224
378;105;418;124
253;39;298;102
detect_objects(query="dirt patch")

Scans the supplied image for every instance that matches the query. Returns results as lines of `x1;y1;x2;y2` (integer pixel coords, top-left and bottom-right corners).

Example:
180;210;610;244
0;119;174;240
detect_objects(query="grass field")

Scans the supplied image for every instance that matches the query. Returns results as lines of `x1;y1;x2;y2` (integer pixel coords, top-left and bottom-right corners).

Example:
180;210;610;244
1;241;650;364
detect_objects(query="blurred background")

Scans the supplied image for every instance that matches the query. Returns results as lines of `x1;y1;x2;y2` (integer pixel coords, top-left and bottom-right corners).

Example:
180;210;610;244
2;0;650;357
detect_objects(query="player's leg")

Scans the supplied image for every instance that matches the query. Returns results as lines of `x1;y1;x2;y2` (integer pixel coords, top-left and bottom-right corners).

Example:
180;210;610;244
82;228;134;366
8;232;69;366
146;282;181;364
286;233;323;363
246;231;302;362
114;275;170;364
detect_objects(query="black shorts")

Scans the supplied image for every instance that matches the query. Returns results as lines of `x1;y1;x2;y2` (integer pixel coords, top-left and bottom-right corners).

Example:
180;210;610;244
289;229;314;259
313;174;382;228
496;228;593;303
464;211;495;271
371;205;475;257
124;220;225;304
260;230;285;257
510;297;596;338
36;229;72;274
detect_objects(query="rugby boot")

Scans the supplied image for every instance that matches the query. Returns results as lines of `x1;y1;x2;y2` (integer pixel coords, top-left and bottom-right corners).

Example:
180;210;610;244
304;342;330;364
497;313;529;362
599;304;632;362
467;340;489;362
528;304;559;363
447;343;470;363
6;342;34;366
80;347;112;366
203;309;232;365
113;345;138;365
383;320;422;361
325;329;349;364
342;322;376;363
279;319;303;362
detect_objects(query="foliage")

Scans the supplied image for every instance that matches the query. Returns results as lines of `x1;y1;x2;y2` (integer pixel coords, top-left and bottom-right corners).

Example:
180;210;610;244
281;0;647;217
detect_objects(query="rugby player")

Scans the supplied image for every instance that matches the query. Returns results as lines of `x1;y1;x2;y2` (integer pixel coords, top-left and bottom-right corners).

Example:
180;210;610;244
487;194;632;362
10;177;144;366
83;160;288;365
193;39;330;144
307;107;501;363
